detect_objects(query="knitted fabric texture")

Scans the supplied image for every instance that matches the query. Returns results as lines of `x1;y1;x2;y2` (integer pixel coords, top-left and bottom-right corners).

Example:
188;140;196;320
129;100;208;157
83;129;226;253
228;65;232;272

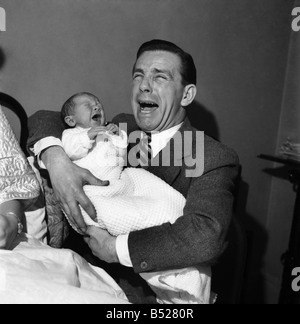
0;106;40;205
72;132;185;235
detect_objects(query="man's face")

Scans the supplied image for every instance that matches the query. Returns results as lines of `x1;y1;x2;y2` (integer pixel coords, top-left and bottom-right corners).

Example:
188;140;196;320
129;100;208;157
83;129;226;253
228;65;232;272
72;95;106;128
131;50;186;132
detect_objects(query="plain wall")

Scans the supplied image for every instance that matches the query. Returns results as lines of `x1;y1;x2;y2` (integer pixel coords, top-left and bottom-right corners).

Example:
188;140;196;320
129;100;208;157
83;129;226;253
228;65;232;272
0;0;294;303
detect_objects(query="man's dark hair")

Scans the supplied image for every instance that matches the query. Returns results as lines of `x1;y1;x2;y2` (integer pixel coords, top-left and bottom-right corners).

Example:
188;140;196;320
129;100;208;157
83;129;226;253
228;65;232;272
61;91;96;126
134;39;197;86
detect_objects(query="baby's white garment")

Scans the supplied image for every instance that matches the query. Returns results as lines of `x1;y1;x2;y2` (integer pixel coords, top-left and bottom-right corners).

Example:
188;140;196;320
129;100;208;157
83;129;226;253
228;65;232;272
62;127;97;161
67;131;212;304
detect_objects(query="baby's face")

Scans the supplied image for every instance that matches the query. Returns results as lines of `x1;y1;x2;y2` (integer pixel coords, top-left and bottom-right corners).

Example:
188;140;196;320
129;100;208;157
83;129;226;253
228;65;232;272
72;95;106;128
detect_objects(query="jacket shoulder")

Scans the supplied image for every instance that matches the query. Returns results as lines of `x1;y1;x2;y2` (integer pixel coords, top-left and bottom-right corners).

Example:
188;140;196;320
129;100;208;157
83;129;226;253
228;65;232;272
112;113;139;134
204;134;239;171
27;110;65;152
28;110;63;133
29;109;61;122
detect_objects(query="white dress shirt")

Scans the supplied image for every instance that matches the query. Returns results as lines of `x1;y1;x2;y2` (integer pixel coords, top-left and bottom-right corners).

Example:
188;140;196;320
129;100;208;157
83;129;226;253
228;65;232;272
31;122;183;267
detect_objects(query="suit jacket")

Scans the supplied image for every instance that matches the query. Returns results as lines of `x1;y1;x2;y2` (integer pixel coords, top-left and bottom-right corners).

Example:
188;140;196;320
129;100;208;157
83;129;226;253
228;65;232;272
27;110;239;271
112;113;240;274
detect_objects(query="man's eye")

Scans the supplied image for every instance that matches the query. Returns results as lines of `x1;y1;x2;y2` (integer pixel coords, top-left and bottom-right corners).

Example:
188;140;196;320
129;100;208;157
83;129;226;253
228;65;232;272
156;75;167;80
133;74;142;80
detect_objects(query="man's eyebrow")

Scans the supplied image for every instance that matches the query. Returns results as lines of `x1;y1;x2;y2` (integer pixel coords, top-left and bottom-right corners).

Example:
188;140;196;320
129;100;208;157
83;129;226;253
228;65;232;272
132;67;144;74
132;67;174;80
153;68;174;79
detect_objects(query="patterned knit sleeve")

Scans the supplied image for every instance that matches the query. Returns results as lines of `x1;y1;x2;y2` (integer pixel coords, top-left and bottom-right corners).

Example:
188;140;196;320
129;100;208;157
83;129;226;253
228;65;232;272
0;106;40;206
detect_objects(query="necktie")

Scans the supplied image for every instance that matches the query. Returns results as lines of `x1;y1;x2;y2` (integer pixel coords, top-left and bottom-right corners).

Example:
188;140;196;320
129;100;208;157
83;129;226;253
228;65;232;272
137;132;152;167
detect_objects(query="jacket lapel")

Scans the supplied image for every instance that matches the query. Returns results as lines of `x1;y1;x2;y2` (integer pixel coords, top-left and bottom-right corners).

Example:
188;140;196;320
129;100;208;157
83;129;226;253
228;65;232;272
147;118;194;186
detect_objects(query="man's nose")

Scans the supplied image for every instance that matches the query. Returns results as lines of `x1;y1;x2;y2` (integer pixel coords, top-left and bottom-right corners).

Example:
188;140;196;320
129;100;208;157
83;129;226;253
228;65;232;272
139;77;152;93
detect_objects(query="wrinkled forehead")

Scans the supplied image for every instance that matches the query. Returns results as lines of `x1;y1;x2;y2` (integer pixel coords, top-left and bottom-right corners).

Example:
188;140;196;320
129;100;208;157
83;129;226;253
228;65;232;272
133;50;182;78
73;94;100;107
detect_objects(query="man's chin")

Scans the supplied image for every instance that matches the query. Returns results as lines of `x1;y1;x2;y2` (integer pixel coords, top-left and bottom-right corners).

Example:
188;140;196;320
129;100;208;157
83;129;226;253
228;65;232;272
137;120;157;132
135;114;160;132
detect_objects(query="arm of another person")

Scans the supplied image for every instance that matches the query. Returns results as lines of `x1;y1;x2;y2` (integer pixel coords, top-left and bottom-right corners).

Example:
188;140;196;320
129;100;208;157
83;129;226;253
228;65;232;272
0;200;23;249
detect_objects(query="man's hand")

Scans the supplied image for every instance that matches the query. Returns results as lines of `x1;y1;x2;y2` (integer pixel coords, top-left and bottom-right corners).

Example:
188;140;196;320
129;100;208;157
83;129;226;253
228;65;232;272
83;226;119;263
41;146;109;234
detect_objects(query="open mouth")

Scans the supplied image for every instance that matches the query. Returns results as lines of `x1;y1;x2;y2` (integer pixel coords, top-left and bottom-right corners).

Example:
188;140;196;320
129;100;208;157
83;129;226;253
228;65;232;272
138;100;159;111
92;113;102;121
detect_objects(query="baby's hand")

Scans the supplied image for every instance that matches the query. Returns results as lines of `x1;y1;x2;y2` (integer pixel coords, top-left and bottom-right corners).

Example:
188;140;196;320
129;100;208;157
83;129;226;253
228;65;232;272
88;126;108;140
106;123;119;135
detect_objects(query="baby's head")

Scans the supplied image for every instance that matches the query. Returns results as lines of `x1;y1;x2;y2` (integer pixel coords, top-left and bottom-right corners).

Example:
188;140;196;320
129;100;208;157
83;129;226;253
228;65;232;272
61;92;106;128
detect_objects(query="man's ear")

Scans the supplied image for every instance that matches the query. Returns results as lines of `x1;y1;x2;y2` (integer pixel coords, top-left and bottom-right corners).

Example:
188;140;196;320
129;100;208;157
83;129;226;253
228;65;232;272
181;84;197;107
64;116;76;127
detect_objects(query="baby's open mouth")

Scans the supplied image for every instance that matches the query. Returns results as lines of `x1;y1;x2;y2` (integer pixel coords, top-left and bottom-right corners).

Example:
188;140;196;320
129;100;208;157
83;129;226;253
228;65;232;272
92;114;102;120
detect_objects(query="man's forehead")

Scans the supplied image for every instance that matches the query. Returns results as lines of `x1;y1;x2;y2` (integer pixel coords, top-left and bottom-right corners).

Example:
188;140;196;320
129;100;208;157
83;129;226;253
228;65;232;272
134;50;181;71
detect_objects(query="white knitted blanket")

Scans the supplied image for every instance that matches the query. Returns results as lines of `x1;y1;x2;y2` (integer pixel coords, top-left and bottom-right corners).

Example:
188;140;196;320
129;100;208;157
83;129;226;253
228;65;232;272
71;133;212;304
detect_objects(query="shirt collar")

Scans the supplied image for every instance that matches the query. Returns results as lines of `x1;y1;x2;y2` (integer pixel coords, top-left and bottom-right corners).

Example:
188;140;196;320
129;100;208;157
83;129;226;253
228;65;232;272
151;122;183;158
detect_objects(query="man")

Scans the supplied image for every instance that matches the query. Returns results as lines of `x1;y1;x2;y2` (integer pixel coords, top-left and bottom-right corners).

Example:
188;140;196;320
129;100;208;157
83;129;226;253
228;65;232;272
27;39;239;303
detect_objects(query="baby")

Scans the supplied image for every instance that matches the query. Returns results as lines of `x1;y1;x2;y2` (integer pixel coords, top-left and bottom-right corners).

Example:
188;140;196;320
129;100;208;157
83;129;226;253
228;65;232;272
61;92;121;161
60;92;212;304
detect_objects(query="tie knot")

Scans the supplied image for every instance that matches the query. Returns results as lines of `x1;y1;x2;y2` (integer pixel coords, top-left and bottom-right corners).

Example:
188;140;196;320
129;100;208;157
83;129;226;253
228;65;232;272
141;132;152;140
143;132;152;144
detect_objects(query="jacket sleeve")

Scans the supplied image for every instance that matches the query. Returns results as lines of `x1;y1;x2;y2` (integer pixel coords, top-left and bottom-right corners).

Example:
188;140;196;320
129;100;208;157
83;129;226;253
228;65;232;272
26;110;65;155
128;144;240;273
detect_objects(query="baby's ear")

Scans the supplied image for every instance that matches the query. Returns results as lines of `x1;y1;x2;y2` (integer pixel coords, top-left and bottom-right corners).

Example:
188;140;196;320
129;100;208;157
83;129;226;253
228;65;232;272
64;116;76;127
